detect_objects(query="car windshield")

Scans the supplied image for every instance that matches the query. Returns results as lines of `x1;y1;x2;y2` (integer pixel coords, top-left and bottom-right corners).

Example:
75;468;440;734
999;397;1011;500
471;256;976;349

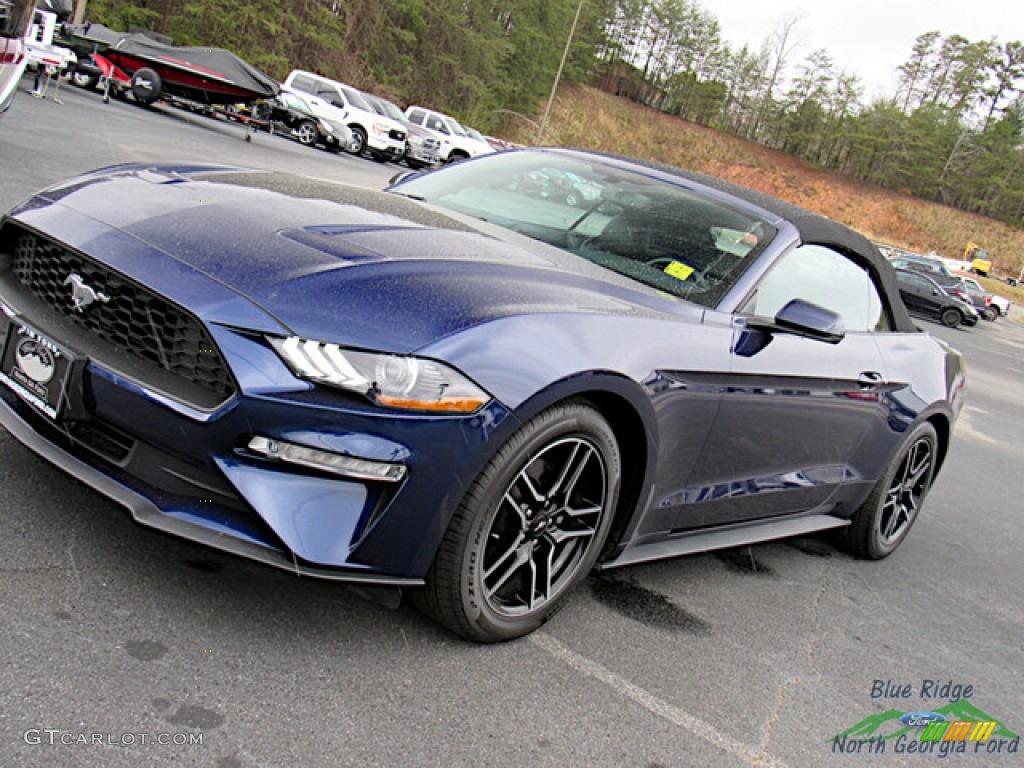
443;116;469;137
391;151;773;307
282;93;311;115
341;86;373;112
373;97;407;122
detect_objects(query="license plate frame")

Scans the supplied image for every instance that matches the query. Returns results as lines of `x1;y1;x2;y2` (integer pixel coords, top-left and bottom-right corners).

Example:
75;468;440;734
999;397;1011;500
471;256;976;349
0;320;78;421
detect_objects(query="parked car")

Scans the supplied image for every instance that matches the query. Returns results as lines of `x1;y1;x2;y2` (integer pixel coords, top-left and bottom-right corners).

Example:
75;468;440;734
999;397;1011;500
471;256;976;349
405;105;494;163
265;90;351;152
926;271;972;302
895;268;979;328
0;148;965;642
888;253;952;276
0;0;34;116
483;135;514;151
360;92;442;169
283;69;406;161
955;273;1010;318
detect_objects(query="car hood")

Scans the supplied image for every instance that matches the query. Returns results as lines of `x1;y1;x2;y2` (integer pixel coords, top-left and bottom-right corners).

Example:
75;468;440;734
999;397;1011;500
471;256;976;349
12;165;692;353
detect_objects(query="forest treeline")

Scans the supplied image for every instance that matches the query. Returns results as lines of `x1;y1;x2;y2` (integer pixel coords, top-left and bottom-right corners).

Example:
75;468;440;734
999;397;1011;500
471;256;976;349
88;0;1024;230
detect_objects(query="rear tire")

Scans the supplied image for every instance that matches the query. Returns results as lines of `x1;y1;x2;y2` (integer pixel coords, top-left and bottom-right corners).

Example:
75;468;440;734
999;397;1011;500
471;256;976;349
416;402;621;642
295;120;318;146
72;70;99;90
847;422;938;559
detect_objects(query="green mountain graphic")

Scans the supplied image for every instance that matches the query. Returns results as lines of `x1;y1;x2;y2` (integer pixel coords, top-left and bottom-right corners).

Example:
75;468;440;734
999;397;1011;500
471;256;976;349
832;700;1019;742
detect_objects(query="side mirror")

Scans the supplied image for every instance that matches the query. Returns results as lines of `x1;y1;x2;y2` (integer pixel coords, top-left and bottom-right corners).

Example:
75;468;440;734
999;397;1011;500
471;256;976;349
743;298;845;349
773;299;845;343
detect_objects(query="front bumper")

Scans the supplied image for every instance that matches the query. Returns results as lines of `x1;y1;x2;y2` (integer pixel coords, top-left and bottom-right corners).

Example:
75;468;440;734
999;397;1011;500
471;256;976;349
404;144;442;167
0;391;421;584
0;316;511;581
366;135;406;157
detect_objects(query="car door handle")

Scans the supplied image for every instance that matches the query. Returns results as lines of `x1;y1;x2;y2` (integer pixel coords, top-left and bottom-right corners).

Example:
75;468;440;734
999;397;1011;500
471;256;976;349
859;371;885;388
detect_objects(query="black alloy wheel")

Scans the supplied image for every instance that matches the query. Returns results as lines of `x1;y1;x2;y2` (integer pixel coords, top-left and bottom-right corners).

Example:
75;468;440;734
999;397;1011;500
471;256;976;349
418;402;621;642
848;421;938;559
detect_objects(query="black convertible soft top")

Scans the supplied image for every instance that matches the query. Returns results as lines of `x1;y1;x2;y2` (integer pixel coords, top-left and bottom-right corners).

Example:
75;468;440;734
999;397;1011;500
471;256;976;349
110;33;279;100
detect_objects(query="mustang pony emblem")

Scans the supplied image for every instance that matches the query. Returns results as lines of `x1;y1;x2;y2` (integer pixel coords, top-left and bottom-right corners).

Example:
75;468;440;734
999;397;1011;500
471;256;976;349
63;273;110;312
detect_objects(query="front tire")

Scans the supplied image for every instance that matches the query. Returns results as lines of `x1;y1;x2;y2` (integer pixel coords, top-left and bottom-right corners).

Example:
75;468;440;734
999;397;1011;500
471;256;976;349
847;422;938;559
347;125;367;155
418;402;621;642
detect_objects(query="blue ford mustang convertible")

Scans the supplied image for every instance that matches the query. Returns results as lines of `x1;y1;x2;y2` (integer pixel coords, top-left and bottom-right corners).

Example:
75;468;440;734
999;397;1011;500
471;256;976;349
0;149;964;641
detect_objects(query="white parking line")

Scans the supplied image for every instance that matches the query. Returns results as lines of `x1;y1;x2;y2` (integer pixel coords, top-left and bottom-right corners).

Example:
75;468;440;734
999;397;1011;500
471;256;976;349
530;632;792;768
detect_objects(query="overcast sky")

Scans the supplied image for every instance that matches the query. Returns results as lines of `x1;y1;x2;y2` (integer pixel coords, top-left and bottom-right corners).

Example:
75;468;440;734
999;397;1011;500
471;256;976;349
709;1;1024;100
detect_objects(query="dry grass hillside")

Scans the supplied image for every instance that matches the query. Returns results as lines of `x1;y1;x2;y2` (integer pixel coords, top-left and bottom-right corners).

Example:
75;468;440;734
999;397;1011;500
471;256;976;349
501;85;1024;295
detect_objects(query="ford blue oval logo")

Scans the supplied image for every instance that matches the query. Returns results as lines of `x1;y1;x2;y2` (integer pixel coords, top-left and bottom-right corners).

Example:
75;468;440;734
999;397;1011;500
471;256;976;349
900;711;946;728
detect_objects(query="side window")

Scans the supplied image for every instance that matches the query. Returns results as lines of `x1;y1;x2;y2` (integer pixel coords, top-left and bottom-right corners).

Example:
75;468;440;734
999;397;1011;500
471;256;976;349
743;244;889;332
899;272;929;292
407;109;425;125
315;85;342;108
426;115;449;133
291;74;315;93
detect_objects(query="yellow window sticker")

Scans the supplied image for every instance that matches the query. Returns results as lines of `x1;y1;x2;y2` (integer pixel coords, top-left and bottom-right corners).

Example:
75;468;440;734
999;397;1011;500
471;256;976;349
663;261;694;281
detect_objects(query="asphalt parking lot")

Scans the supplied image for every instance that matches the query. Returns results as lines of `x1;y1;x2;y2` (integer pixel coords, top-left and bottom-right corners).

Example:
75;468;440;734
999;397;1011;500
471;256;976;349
1;78;1022;768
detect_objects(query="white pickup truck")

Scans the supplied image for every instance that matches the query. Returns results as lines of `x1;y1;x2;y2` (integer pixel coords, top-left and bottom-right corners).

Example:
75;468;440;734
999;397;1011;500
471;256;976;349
405;105;494;164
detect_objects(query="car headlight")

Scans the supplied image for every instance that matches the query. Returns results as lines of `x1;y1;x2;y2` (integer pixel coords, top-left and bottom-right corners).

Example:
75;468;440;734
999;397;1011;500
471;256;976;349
372;122;392;138
270;337;490;413
408;134;424;146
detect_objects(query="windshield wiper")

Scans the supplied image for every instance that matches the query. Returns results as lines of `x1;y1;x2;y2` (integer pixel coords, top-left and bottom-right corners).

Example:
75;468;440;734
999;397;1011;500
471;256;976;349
389;191;425;201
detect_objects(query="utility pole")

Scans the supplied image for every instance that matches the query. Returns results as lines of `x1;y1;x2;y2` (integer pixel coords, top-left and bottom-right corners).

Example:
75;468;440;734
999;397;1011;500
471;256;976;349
535;0;584;146
73;0;88;25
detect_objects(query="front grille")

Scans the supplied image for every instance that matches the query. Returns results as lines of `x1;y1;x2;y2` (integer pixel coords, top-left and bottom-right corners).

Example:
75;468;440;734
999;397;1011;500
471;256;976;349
5;225;236;406
389;128;407;141
423;138;440;151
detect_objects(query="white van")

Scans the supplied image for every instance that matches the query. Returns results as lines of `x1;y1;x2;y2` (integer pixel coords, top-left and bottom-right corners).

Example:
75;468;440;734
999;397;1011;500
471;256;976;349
283;69;406;161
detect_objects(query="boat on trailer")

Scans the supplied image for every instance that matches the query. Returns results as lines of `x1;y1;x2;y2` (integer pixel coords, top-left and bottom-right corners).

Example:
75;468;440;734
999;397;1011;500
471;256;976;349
64;26;278;107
